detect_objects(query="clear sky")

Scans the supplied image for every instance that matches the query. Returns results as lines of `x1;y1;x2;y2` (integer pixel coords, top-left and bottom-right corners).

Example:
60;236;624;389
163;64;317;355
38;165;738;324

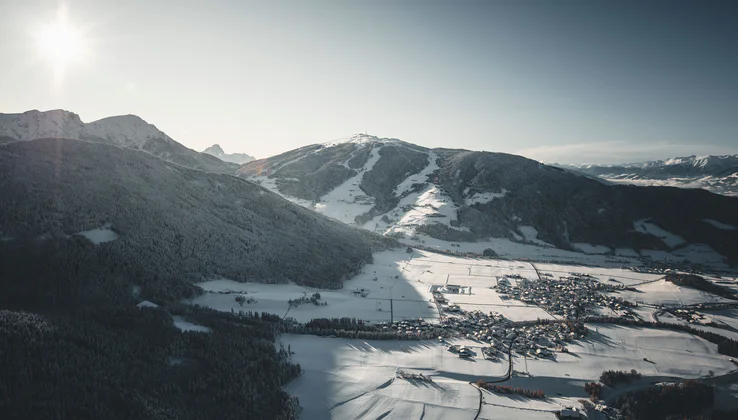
1;0;737;164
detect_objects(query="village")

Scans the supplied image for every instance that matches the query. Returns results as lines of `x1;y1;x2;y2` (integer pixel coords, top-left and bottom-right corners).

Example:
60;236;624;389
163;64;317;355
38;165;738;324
493;273;637;318
376;307;588;362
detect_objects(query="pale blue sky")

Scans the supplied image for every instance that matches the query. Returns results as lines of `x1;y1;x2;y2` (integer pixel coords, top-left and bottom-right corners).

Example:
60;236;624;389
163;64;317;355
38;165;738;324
1;0;737;163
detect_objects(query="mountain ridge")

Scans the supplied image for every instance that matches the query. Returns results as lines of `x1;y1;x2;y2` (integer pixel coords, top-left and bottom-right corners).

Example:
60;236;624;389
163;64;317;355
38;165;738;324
558;154;738;197
239;136;738;267
0;109;235;173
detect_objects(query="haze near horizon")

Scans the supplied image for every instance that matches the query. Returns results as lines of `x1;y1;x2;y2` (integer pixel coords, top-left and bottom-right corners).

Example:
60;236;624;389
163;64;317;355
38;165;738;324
1;0;737;164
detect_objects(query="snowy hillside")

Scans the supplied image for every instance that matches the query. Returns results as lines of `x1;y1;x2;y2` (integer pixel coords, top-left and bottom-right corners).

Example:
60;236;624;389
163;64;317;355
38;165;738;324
0;109;87;142
239;135;738;268
560;155;738;197
86;114;174;148
0;109;233;172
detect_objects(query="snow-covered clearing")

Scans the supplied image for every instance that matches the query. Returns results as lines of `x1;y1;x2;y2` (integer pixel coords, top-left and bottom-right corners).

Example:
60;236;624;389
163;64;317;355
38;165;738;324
464;189;508;205
172;316;210;333
393;151;438;200
633;219;686;248
387;186;466;236
312;146;383;224
517;226;554;247
571;243;611;254
136;300;158;309
76;225;118;244
611;279;734;307
702;218;737;231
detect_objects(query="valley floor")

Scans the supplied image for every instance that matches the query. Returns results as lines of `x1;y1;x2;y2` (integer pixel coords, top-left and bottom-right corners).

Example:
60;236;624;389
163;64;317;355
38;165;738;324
189;249;738;419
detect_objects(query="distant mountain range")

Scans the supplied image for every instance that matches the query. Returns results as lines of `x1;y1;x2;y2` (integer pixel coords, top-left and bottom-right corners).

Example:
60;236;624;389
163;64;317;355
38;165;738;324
239;134;738;267
0;110;235;173
203;144;255;164
558;155;738;197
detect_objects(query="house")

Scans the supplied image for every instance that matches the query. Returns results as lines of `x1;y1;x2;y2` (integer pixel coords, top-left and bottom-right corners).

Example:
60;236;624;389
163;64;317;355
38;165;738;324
560;407;585;419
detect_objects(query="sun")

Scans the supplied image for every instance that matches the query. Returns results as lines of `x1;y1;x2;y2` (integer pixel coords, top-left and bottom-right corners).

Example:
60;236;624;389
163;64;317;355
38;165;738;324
37;19;83;66
35;4;88;81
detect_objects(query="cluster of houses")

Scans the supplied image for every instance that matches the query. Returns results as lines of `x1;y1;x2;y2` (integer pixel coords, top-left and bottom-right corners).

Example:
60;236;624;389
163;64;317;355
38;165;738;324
666;308;713;325
376;319;437;337
439;309;586;359
496;275;634;318
373;303;587;361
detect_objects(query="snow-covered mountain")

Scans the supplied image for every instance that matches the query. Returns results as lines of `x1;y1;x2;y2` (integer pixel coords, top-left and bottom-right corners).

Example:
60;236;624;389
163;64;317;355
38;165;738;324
559;155;738;197
202;144;254;164
239;134;738;267
0;110;234;172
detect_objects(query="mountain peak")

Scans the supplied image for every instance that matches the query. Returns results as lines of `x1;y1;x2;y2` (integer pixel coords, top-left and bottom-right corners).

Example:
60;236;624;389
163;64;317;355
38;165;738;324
0;109;234;173
202;143;254;164
203;144;225;155
323;133;404;147
0;109;86;141
86;114;171;147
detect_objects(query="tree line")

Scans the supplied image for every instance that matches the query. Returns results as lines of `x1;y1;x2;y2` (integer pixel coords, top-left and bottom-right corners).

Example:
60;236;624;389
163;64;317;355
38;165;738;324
0;304;300;420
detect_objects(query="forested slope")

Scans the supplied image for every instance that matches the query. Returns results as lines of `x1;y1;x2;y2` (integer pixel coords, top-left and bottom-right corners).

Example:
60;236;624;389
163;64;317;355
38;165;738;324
0;138;393;302
0;306;301;420
0;138;399;419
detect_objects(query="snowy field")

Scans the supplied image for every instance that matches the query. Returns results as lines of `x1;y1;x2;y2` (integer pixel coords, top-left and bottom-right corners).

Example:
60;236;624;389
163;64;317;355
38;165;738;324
171;315;210;333
280;335;509;420
532;262;663;286
521;324;734;381
612;280;735;307
280;323;736;420
191;249;735;326
191;250;569;323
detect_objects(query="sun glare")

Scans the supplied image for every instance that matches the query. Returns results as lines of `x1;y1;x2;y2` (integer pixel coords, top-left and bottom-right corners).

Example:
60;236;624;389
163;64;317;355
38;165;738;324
35;4;88;84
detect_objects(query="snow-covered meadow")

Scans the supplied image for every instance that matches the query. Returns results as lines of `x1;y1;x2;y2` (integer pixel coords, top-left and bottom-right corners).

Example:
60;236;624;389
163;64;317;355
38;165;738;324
279;323;736;420
192;250;572;324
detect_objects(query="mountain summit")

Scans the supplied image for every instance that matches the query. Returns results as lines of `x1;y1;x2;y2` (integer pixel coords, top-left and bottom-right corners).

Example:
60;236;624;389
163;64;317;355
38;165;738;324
202;144;254;164
0;110;233;173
